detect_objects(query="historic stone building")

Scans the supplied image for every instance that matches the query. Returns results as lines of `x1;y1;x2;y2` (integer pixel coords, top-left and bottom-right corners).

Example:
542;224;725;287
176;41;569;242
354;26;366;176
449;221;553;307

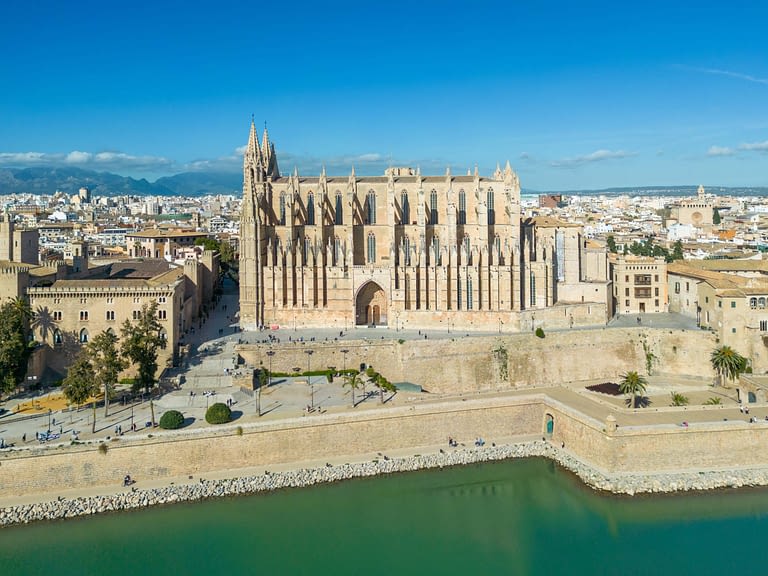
239;122;610;332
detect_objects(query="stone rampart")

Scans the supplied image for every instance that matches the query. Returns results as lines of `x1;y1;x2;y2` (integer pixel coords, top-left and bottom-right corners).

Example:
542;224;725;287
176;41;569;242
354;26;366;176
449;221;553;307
236;327;716;393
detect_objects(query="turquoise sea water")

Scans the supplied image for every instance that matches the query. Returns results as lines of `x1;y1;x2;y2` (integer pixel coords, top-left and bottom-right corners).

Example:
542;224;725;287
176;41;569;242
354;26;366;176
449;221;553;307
2;458;768;575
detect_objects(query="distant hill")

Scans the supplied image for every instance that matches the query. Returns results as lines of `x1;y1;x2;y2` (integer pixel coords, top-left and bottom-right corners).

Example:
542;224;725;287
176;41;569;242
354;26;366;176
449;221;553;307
0;167;241;197
1;166;765;198
155;172;242;196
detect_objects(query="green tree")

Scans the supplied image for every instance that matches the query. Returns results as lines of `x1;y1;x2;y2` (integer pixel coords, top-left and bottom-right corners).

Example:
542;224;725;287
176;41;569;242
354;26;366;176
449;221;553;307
342;370;363;407
705;396;722;405
88;330;126;417
218;240;234;265
120;301;166;394
710;345;747;386
194;237;220;252
0;299;33;395
619;370;648;409
670;392;689;406
606;235;617;253
257;368;268;416
671;240;684;261
62;351;99;431
713;207;721;225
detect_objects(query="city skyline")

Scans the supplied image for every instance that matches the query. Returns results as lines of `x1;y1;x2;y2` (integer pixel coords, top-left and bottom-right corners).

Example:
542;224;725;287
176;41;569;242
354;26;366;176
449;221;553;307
1;0;766;190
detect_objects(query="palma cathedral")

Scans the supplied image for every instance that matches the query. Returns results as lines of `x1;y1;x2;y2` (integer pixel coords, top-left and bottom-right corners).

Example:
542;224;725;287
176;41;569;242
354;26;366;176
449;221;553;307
239;121;610;332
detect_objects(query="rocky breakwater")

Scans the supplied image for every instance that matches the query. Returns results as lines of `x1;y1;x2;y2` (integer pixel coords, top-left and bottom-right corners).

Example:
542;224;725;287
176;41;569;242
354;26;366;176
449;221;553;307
4;440;768;527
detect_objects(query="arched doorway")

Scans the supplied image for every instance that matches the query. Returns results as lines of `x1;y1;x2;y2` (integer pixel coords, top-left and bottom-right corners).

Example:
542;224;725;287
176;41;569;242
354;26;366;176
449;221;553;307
356;282;387;326
544;413;554;437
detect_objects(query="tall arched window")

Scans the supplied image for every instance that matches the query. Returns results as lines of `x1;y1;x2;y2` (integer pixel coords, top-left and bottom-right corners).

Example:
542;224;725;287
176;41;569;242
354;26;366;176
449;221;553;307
334;192;343;225
367;233;376;263
307;192;315;225
79;328;89;343
494;234;501;258
432;235;440;263
487;188;495;225
751;297;758;309
463;234;471;263
430;190;438;224
279;192;286;226
760;297;766;309
467;276;474;310
403;236;411;266
304;237;312;264
53;329;63;346
401;191;410;224
367;190;377;224
334;236;341;266
458;190;466;225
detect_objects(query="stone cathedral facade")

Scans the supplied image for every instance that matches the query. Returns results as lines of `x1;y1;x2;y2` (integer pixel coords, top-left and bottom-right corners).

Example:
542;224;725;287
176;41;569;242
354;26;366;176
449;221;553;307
240;122;610;332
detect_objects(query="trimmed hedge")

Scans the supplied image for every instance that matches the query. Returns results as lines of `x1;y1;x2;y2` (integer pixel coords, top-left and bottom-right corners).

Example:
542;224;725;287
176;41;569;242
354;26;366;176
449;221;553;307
205;402;232;425
159;410;185;430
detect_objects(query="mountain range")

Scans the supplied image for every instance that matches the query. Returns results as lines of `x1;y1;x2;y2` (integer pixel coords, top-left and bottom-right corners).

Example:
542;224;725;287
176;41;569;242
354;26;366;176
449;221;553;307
1;166;766;198
0;167;242;197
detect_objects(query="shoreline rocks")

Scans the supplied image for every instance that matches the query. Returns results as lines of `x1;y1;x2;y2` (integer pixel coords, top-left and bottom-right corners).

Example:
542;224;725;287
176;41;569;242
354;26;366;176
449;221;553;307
3;440;768;527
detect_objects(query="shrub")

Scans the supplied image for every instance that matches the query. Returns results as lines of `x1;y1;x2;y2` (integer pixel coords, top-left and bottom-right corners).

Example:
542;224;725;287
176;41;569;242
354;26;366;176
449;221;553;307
206;402;232;424
535;327;545;338
98;443;108;455
159;410;185;430
236;426;243;436
670;392;689;407
705;397;722;405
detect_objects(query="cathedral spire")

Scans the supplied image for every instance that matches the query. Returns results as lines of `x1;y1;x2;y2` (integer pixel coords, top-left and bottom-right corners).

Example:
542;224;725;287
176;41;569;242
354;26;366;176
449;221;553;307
246;117;261;164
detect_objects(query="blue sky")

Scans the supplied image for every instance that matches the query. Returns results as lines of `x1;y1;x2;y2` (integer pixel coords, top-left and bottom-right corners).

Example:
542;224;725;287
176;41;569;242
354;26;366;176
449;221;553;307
0;0;766;190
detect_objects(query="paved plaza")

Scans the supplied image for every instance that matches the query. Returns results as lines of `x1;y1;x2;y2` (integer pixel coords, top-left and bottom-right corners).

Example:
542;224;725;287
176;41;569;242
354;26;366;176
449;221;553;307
0;283;759;451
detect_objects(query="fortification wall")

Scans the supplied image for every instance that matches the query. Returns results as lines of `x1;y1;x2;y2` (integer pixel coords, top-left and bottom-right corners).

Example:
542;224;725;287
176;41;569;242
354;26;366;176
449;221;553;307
237;327;716;393
0;396;544;497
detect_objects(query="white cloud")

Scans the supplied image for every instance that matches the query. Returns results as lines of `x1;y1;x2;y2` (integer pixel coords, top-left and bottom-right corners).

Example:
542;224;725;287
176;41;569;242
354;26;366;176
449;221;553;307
550;149;636;168
739;140;768;152
0;149;173;172
65;151;92;163
707;145;736;157
694;67;768;86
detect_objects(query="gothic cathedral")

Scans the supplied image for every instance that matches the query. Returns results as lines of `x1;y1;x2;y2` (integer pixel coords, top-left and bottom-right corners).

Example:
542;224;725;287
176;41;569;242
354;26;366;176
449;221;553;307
239;121;609;332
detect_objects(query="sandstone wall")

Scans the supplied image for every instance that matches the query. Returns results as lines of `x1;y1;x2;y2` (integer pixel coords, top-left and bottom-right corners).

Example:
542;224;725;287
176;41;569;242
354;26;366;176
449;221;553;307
0;396;544;497
237;327;717;393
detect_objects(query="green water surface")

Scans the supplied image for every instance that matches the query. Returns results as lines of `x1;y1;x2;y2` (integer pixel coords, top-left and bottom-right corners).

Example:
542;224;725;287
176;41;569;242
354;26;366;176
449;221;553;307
2;458;767;575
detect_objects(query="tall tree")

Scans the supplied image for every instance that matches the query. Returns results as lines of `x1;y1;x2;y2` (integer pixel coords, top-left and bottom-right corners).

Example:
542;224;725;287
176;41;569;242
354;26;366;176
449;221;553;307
606;235;617;253
713;207;721;225
619;371;648;409
671;240;684;261
88;330;126;417
62;352;97;406
0;300;32;395
710;346;747;386
120;301;166;393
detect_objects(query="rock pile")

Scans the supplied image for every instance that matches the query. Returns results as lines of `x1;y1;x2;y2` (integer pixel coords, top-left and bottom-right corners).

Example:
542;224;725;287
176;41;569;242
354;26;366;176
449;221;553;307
3;441;768;527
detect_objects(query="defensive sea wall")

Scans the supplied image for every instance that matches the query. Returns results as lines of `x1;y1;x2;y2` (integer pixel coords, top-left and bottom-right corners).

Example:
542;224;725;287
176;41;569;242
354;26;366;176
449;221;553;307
4;388;768;501
236;327;716;393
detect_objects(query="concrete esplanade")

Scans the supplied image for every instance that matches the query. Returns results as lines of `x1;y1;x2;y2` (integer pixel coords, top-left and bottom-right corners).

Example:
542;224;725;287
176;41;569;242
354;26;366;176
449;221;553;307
4;325;768;506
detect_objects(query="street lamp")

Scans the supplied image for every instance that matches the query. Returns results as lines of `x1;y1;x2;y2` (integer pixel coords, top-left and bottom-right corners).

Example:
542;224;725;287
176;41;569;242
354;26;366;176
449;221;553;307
340;348;349;372
47;409;52;433
305;350;315;409
266;350;275;388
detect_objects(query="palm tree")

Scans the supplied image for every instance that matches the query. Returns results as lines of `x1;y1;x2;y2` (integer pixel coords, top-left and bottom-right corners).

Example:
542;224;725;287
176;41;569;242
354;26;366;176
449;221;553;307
710;346;747;386
705;397;722;405
670;392;689;406
619;371;648;409
342;371;363;407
